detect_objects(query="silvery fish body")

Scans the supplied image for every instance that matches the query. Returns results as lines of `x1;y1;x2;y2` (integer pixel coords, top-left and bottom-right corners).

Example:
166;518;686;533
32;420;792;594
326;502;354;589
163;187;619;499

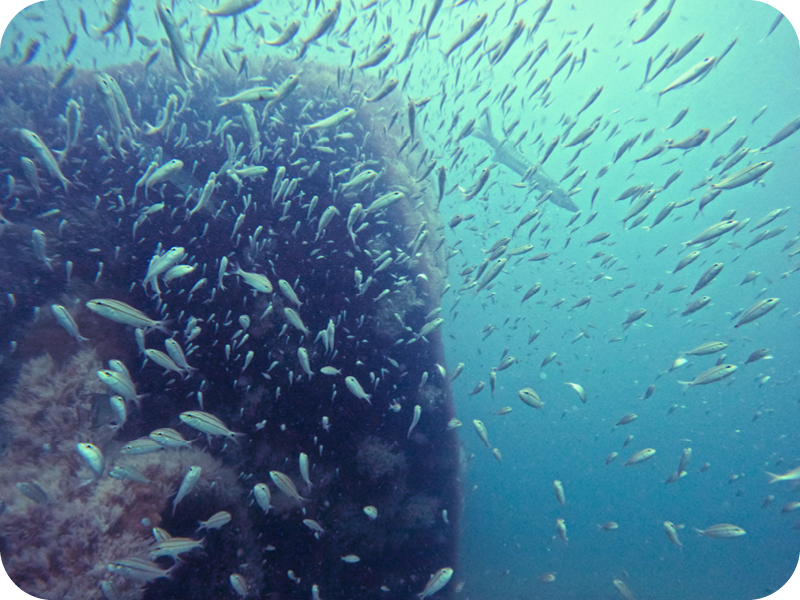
471;114;578;212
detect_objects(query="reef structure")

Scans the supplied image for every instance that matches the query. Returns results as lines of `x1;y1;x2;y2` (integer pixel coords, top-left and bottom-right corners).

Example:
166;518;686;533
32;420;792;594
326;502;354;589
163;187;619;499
0;47;460;600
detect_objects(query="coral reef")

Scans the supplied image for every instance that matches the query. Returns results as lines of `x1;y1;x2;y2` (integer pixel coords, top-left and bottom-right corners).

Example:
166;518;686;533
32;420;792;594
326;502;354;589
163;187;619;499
0;40;460;600
0;349;253;600
356;436;407;480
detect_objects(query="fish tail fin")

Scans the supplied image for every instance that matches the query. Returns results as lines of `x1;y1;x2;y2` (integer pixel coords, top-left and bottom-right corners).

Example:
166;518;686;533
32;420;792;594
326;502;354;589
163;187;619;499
677;380;691;394
766;472;781;484
693;527;705;536
230;431;249;445
156;319;174;336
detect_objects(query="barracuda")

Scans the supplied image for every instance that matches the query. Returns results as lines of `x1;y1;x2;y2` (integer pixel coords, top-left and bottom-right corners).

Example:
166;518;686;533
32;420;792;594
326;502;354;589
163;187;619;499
471;114;579;212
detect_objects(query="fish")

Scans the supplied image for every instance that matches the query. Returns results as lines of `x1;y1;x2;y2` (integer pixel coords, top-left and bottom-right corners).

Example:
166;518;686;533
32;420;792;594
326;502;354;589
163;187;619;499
625;448;656;466
156;1;201;81
303;518;325;534
711;161;774;189
230;573;249;596
120;438;164;455
217;86;278;106
761;115;800;149
173;465;201;516
179;411;246;443
564;382;587;403
659;56;717;97
683;342;727;356
145;94;178;137
269;470;307;502
408;405;422;438
745;348;771;364
87;299;171;334
296;0;342;59
766;466;800;484
678;365;737;391
284;307;311;336
491;19;526;67
299;452;312;491
556;518;568;543
15;481;49;504
471;114;578;212
668;128;709;149
150;536;205;561
76;442;104;475
616;414;638;427
577;86;603;116
365;78;399;102
691;263;724;294
93;0;131;36
364;191;404;215
735;298;779;328
682;220;738;247
146;159;184;198
694;524;746;538
341;555;361;563
519;387;544;409
264;74;301;113
357;42;394;69
682;296;711;317
263;20;301;46
97;369;143;407
51;304;88;342
553;480;565;507
253;483;272;513
613;579;636;600
473;419;490;447
443;13;488;59
345;375;372;403
279;279;302;307
633;9;671;44
418;567;453;599
622;308;647;329
107;557;174;582
201;0;262;18
17;128;71;191
149;428;192;449
234;265;273;294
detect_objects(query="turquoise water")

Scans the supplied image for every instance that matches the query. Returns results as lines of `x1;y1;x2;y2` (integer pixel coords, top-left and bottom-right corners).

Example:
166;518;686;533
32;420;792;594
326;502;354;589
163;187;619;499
0;1;799;599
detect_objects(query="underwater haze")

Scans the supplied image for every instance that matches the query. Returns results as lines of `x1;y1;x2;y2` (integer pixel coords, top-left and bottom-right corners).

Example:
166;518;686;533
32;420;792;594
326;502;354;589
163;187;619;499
0;1;800;600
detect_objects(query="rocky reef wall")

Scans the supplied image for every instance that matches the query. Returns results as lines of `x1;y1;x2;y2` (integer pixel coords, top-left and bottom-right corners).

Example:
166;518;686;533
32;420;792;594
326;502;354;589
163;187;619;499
0;53;459;600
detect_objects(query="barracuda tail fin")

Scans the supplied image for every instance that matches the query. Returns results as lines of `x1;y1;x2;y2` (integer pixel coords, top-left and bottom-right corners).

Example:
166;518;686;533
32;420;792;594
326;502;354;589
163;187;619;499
472;112;499;147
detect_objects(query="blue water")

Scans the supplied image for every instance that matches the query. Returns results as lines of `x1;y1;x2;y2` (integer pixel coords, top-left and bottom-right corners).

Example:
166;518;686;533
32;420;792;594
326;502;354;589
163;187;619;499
1;1;799;600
